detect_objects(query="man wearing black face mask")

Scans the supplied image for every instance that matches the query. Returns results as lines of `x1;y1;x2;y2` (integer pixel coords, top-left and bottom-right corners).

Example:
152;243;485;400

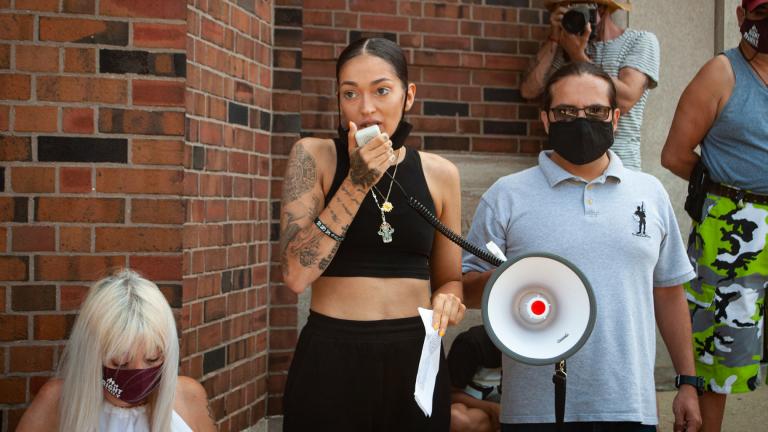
662;2;768;431
463;62;702;432
520;1;659;171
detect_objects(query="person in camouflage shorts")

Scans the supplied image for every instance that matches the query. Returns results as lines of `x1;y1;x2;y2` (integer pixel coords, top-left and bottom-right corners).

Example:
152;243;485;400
686;194;768;394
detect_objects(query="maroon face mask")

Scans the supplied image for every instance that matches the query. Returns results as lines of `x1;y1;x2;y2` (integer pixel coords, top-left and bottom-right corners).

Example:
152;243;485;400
741;17;768;53
102;364;163;404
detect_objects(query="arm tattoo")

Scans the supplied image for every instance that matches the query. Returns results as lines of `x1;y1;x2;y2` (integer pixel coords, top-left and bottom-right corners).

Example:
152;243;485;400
340;184;361;206
319;235;342;270
349;152;379;188
283;144;317;202
329;208;340;224
339;201;353;217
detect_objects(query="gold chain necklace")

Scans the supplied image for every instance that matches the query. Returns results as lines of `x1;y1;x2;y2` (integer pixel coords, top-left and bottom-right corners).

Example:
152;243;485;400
370;148;401;243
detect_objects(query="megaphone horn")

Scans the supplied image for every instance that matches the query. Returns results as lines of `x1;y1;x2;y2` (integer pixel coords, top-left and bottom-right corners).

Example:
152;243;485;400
482;253;596;366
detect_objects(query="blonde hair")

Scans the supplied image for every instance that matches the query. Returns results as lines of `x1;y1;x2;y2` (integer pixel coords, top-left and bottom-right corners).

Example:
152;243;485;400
58;269;179;432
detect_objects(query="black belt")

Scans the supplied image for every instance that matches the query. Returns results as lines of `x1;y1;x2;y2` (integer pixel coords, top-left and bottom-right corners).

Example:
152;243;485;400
706;182;768;205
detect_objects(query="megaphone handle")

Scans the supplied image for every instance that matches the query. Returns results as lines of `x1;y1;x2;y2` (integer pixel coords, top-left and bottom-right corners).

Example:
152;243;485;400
553;360;567;431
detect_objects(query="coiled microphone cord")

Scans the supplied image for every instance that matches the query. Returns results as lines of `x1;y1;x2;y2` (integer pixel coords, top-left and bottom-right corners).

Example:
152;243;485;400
384;170;503;267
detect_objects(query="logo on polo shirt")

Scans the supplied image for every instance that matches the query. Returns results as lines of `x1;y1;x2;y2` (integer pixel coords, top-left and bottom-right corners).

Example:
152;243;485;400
632;202;650;238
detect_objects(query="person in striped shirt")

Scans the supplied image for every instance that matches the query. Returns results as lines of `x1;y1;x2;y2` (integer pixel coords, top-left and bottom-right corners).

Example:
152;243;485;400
521;1;660;171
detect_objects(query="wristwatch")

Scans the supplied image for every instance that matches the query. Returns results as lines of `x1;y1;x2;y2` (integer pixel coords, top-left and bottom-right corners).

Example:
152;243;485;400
674;374;704;395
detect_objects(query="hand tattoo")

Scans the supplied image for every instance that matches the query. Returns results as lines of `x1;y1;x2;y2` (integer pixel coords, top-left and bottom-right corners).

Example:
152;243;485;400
349;152;379;188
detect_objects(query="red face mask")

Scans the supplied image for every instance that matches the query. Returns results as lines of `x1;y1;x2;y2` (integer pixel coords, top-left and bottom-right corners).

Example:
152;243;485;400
741;16;768;53
102;364;163;404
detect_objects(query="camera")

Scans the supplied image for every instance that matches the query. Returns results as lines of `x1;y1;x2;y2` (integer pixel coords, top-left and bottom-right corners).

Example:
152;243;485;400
561;5;597;36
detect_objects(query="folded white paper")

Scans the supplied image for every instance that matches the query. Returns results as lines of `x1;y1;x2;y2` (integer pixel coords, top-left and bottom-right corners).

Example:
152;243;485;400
414;307;442;417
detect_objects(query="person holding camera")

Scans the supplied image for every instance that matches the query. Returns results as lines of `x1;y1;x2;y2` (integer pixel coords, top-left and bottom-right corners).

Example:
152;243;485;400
661;1;768;431
464;62;702;432
520;0;659;171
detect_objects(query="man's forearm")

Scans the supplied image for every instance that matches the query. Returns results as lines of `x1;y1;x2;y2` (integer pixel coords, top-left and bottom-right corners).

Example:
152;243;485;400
521;40;558;100
462;270;493;309
654;286;696;375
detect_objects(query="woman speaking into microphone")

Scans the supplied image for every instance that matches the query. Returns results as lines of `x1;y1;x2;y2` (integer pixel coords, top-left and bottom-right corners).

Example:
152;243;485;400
279;37;466;431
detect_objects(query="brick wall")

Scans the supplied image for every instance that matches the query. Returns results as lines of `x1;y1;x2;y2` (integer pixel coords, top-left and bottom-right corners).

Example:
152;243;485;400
183;0;274;430
299;0;549;153
0;0;277;430
0;1;187;430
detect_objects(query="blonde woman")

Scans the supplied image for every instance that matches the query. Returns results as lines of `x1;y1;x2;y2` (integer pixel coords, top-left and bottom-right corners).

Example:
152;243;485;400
17;270;216;432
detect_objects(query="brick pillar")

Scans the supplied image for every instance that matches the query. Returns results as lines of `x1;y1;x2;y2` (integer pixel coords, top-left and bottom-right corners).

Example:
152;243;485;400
267;0;303;417
0;1;186;430
184;0;274;430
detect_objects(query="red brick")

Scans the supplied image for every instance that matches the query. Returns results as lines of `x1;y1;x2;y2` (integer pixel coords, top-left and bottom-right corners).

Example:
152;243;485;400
0;44;8;69
59;226;91;252
36;197;124;223
16;0;58;11
15;45;59;72
39;17;126;43
63;0;96;14
12;226;55;252
0;227;6;252
101;0;186;19
0;378;26;403
35;255;126;281
60;167;92;193
95;227;182;252
424;3;466;18
133;23;186;49
11;166;55;192
0;14;34;40
131;139;184;166
15;105;58;134
413;18;458;34
0;256;28;280
132;199;185;224
349;0;396;13
62;107;94;134
34;314;76;340
0;315;28;341
96;168;183;194
0;74;31;100
0;105;8;130
37;76;126;104
130;255;182;281
359;14;408;31
60;285;89;310
10;346;54;372
133;80;185;107
98;108;184;135
64;47;96;73
304;0;346;8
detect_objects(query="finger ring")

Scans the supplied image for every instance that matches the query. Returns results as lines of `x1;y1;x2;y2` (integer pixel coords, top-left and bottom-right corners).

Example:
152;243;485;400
389;154;396;163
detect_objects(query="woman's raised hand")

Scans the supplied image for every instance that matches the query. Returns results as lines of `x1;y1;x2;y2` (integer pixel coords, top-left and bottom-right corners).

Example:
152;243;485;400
347;121;396;190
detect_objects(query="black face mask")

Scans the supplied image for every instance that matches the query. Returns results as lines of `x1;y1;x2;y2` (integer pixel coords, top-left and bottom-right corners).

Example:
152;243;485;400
337;119;413;150
548;118;614;165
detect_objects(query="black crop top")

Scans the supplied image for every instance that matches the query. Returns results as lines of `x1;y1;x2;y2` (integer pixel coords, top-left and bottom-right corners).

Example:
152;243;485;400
322;138;436;279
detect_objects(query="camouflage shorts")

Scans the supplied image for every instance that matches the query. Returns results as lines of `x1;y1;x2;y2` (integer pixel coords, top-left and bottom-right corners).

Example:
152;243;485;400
685;193;768;394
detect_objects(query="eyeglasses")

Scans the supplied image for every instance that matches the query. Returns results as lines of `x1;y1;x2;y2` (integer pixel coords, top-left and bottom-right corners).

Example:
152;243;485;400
549;104;613;122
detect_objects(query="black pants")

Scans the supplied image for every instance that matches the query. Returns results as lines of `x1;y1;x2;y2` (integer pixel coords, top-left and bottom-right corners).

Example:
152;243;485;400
502;422;656;432
283;311;451;432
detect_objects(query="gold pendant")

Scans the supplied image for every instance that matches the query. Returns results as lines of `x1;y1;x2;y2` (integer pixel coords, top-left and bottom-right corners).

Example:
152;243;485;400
381;201;393;212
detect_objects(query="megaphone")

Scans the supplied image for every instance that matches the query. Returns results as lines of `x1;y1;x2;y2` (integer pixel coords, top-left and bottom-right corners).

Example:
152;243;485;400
481;253;596;365
481;252;596;430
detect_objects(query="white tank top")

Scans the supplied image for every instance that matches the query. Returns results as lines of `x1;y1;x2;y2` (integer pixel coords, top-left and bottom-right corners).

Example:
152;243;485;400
99;403;193;432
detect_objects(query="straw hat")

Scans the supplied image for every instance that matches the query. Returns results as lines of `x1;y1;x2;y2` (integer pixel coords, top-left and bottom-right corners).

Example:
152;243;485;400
545;1;632;13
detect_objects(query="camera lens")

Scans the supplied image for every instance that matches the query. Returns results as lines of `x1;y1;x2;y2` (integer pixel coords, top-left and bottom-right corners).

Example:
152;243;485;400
561;6;590;35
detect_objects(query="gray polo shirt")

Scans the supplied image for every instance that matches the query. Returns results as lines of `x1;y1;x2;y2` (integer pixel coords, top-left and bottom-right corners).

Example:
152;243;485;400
463;150;694;425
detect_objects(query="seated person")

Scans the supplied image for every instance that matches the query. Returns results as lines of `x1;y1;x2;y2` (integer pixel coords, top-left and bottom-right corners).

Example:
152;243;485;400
449;325;502;432
17;269;216;432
